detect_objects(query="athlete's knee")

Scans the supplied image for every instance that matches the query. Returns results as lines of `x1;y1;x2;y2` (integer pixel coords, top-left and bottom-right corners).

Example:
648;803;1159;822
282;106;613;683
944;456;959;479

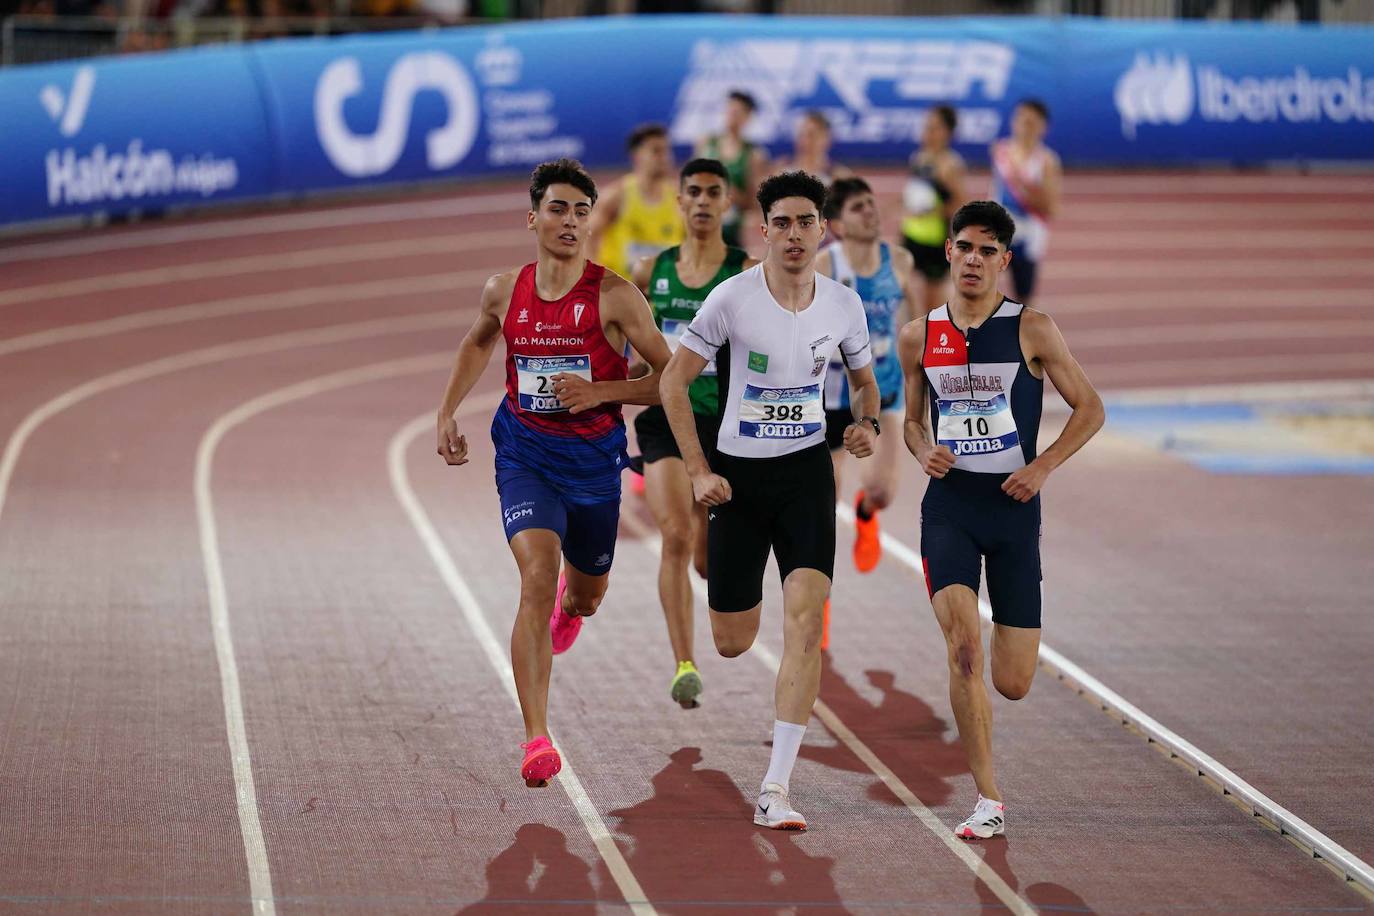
713;631;753;658
659;516;693;559
994;673;1033;701
948;637;984;679
692;553;709;580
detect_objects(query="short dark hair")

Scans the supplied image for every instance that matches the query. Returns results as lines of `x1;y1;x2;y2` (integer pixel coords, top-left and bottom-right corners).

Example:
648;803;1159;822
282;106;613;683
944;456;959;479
1017;98;1050;123
823;176;872;221
529;158;597;210
626;122;667;153
757;170;827;218
728;90;757;112
931;104;958;132
951;200;1015;248
801;109;830;132
679;157;729;185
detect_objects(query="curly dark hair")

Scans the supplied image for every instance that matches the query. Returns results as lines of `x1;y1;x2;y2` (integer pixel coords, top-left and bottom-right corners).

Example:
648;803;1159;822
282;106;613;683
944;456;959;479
950;200;1016;248
756;170;827;219
529;158;597;210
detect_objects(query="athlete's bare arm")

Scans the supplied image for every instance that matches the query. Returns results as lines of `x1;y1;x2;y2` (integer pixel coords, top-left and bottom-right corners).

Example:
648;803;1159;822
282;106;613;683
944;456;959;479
842;362;880;458
1017;150;1062;219
550;272;670;412
629;254;655;296
939;150;968;216
896;317;955;478
891;245;921;321
436;271;515;465
1001;308;1103;502
660;347;731;507
585;179;625;257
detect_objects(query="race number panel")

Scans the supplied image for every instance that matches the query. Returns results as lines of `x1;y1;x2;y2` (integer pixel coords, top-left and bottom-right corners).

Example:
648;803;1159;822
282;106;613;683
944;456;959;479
739;383;823;440
662;318;716;376
514;354;592;413
936;394;1020;458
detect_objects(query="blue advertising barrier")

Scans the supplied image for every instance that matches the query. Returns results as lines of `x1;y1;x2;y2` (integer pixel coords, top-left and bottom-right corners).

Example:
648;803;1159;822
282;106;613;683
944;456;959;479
2;16;1372;229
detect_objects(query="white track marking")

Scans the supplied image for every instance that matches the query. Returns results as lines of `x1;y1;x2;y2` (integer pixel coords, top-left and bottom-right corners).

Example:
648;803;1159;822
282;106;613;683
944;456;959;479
196;353;450;914
0;191;525;264
0;230;526;309
389;413;656;916
1100;379;1374;405
832;503;1374;896
0;310;462;526
0;270;490;357
614;510;1034;915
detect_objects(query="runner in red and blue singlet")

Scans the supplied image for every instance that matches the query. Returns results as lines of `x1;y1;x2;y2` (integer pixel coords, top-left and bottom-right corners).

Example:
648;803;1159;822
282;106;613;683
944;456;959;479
435;159;672;790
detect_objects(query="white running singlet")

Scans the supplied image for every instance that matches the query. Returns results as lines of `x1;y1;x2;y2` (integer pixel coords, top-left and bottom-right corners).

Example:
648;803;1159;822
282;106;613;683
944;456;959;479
681;264;871;459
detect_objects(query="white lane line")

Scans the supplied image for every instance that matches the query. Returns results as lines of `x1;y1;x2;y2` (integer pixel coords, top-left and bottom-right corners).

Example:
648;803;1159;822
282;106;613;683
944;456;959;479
614;510;1034;915
0;230;526;309
195;354;453;915
388;413;657;916
0;270;489;358
0;310;463;527
833;503;1374;896
0;191;525;264
1098;379;1374;405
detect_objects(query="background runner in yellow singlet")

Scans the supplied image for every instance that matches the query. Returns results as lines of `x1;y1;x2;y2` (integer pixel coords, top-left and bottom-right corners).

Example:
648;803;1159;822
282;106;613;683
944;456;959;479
630;157;758;709
590;123;684;279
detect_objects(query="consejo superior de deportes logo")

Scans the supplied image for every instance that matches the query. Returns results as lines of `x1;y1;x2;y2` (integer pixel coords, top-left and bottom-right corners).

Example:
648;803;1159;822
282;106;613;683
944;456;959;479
315;51;480;179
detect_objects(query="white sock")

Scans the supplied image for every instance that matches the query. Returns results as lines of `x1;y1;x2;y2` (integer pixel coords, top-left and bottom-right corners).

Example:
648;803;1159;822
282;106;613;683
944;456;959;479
761;720;807;793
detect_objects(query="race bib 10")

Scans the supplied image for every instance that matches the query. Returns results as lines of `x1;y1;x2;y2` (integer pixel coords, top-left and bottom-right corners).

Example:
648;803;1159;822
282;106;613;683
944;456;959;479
937;394;1020;457
739;383;822;440
514;354;592;413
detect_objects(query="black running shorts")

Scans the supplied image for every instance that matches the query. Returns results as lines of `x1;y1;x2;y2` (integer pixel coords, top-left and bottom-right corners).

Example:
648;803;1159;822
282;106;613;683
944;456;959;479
920;469;1042;628
634;405;721;466
706;443;836;613
904;237;951;281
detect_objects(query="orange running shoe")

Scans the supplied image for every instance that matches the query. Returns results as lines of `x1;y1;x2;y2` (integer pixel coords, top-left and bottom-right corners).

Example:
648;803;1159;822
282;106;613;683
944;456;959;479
819;598;831;651
520;736;562;787
852;490;882;574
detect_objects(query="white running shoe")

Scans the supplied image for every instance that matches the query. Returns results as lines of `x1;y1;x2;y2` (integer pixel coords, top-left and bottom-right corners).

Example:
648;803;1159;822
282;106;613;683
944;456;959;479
754;783;807;831
956;794;1006;840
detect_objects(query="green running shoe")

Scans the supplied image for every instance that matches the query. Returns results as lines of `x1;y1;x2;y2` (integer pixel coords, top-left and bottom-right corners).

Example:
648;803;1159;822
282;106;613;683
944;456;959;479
670;660;703;709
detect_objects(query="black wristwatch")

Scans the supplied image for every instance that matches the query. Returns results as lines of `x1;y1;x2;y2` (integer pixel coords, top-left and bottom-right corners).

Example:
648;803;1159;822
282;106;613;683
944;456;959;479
856;415;881;436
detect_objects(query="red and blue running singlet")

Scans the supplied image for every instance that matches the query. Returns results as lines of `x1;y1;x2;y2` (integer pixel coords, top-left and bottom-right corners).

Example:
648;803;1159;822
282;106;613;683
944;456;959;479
492;260;630;505
501;260;628;441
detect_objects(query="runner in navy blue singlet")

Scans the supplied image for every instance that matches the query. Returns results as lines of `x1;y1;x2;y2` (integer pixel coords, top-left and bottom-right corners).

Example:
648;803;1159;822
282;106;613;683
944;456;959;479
897;200;1103;841
435;159;672;789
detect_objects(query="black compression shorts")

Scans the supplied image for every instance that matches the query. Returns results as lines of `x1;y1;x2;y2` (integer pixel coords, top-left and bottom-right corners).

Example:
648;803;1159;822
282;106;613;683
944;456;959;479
706;443;836;612
634;405;721;466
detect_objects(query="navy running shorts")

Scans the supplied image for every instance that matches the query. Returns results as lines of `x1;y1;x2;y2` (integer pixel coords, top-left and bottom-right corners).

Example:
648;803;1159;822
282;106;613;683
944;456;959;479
920;469;1042;628
496;463;620;576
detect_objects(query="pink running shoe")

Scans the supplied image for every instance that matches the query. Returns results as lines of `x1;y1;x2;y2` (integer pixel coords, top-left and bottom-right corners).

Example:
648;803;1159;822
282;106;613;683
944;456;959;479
549;573;583;655
520;736;562;787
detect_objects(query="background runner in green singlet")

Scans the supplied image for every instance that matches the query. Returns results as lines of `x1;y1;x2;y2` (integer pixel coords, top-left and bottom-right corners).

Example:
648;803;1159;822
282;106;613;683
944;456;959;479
696;90;770;250
630;157;757;709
